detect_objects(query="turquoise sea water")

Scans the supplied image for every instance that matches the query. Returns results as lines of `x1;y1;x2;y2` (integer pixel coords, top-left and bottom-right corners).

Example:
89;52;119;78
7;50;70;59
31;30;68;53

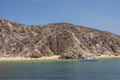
0;59;120;80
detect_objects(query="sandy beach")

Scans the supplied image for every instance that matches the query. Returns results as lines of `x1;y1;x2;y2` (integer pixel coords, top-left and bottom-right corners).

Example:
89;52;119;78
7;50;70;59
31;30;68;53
0;55;60;61
0;55;120;61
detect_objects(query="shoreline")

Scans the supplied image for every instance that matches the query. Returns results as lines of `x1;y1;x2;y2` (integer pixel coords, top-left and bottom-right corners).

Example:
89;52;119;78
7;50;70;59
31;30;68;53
96;55;120;58
0;55;60;61
0;55;120;61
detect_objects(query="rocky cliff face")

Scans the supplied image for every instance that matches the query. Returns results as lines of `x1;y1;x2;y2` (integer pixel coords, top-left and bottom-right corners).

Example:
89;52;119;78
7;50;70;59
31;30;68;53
0;18;120;59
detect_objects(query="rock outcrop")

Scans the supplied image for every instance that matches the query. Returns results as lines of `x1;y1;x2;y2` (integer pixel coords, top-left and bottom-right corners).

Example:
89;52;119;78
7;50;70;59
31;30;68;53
0;18;120;59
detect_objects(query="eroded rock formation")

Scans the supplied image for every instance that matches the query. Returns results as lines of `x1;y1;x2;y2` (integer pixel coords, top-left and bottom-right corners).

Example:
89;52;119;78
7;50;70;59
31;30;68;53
0;18;120;59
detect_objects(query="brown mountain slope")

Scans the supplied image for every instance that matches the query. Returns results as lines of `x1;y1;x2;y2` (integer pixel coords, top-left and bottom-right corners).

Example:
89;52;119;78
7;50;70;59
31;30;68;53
0;18;120;59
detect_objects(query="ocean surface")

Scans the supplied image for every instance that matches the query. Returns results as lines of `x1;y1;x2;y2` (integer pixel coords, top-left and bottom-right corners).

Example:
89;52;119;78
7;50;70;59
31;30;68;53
0;59;120;80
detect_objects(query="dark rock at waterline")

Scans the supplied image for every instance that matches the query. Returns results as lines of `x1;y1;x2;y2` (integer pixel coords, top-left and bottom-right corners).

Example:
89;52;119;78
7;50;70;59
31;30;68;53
0;18;120;59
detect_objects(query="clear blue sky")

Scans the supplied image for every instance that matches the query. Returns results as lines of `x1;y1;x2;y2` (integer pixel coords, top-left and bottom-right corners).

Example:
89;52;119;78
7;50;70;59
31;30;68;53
0;0;120;34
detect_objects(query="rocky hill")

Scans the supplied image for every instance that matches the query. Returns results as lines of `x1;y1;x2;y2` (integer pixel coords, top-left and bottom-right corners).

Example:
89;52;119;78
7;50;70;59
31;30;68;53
0;18;120;59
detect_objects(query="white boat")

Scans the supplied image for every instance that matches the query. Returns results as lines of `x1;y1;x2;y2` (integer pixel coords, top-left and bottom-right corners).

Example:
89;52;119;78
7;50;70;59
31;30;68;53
80;57;99;61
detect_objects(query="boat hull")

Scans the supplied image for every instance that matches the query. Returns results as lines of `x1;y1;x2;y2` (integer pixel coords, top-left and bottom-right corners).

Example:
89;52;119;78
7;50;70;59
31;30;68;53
80;58;99;61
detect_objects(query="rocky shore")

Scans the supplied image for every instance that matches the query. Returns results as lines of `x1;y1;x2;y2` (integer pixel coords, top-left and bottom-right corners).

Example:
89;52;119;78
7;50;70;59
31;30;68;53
0;18;120;59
